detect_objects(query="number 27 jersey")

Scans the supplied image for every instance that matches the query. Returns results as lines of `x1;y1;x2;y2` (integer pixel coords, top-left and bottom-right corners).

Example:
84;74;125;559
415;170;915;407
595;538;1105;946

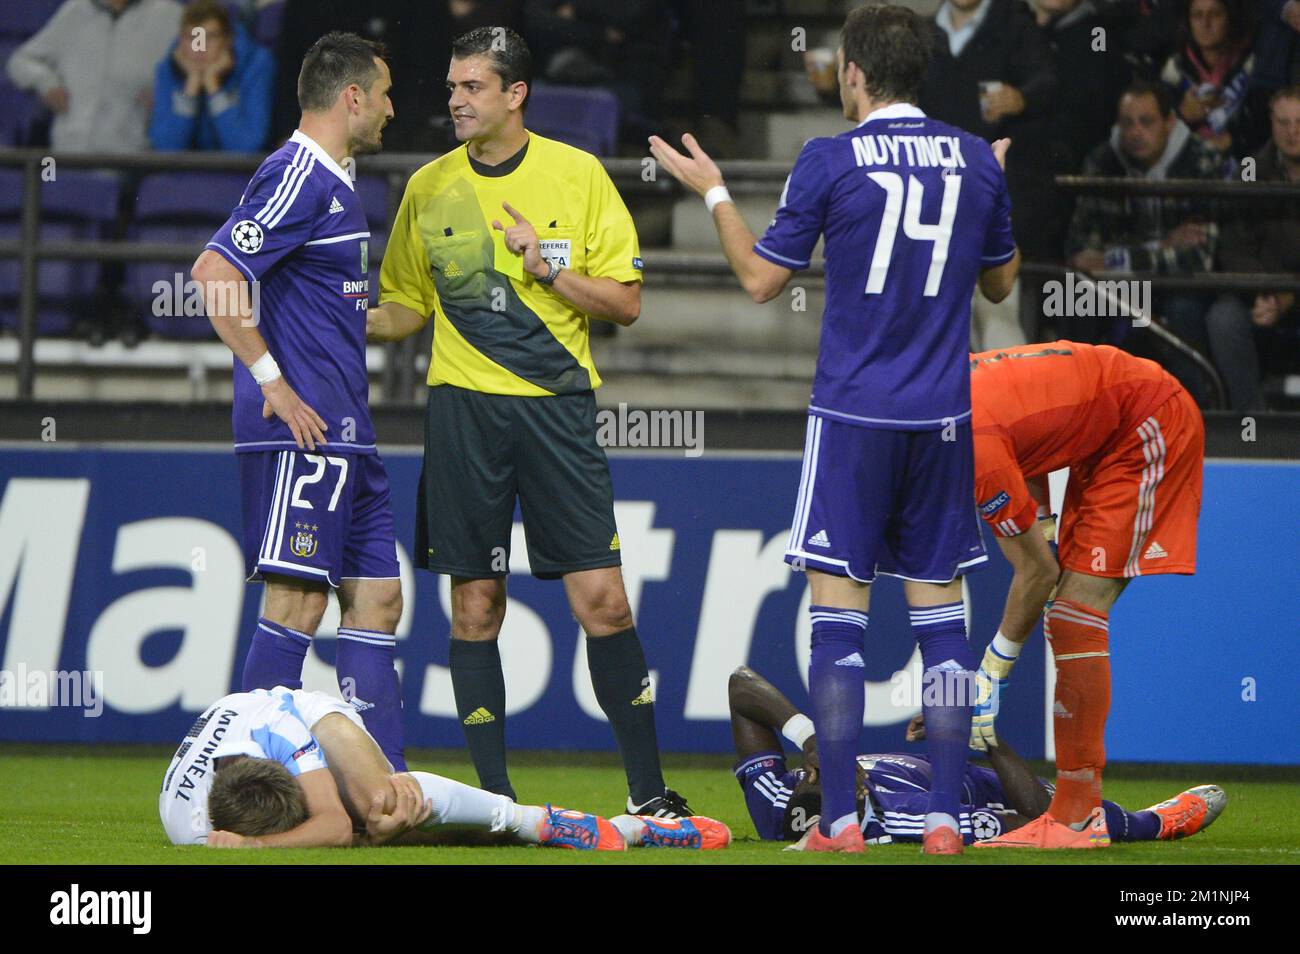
754;104;1016;431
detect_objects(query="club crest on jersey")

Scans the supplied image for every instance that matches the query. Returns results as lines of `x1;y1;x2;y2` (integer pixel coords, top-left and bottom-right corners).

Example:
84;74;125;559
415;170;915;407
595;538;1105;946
231;219;264;254
289;528;318;558
979;491;1011;515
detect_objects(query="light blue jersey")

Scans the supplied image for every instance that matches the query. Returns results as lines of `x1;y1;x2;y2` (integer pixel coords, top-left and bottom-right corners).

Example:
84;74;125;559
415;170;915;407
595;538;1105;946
159;687;333;845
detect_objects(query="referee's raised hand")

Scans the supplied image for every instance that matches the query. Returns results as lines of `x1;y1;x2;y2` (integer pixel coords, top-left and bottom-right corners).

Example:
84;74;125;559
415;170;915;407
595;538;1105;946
648;133;725;197
492;201;546;277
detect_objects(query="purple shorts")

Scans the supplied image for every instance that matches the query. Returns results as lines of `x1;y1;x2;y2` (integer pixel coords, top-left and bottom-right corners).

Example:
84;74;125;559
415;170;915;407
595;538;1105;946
784;414;988;583
238;450;400;588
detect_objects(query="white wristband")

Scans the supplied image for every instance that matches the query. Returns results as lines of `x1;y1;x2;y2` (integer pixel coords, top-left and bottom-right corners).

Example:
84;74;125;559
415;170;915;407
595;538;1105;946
782;713;815;750
248;351;281;386
704;184;733;213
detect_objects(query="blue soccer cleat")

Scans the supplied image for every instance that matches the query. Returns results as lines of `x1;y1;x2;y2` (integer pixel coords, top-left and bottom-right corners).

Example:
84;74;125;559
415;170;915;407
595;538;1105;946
611;814;731;849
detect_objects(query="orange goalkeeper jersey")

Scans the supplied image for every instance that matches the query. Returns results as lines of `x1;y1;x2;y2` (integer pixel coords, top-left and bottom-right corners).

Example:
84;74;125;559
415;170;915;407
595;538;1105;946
970;342;1181;535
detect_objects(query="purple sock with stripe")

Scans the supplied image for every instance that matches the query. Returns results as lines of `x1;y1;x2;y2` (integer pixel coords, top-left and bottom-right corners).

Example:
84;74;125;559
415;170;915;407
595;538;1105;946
241;617;311;691
909;601;976;835
337;628;407;772
1104;800;1162;842
808;604;868;837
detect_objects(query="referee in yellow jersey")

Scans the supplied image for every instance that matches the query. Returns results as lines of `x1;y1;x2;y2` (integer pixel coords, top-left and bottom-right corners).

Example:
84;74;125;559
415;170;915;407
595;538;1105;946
367;27;691;817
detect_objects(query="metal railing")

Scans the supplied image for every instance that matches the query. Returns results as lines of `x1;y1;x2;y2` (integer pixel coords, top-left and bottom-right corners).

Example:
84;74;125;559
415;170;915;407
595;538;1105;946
3;148;1299;407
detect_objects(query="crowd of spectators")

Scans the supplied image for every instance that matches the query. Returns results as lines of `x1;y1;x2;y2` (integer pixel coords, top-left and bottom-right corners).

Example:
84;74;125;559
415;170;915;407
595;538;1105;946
2;0;1298;407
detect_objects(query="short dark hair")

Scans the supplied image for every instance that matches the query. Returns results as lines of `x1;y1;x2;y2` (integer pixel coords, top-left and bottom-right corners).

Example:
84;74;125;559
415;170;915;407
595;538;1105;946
181;0;231;36
1270;83;1300;111
1121;79;1174;118
840;3;933;105
1179;0;1251;51
208;757;308;837
450;26;533;110
298;31;387;113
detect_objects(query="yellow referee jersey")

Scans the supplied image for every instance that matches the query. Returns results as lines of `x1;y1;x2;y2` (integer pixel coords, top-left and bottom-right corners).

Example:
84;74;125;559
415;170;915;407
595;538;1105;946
379;133;643;396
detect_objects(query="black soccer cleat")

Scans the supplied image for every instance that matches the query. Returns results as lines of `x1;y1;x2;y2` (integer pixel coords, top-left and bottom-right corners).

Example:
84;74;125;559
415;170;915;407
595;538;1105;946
627;788;694;819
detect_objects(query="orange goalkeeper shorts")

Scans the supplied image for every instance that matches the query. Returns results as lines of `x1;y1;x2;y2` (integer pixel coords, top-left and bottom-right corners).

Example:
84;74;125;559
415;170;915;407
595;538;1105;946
1058;387;1203;578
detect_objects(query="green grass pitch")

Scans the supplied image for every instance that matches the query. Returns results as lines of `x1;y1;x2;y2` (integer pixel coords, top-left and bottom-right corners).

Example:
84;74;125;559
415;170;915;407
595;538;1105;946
2;745;1296;865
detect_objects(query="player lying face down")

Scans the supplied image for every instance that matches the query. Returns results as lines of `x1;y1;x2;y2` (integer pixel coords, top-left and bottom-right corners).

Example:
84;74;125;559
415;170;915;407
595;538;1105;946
161;687;627;851
727;667;1225;846
164;687;729;851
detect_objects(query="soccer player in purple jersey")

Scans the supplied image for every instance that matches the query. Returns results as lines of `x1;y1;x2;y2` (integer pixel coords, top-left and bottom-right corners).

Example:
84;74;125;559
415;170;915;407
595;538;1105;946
190;33;408;771
727;667;1227;847
651;3;1021;853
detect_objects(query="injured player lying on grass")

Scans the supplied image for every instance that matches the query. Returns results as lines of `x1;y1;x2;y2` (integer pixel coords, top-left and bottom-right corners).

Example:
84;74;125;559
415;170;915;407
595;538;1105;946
160;687;729;851
728;667;1225;848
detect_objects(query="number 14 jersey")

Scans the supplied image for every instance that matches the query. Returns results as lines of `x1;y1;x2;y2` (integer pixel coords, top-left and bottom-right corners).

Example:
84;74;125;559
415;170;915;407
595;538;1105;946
754;104;1016;431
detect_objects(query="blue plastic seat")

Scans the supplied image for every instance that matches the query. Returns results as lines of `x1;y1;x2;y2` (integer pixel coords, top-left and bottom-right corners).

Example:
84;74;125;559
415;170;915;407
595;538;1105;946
526;83;620;157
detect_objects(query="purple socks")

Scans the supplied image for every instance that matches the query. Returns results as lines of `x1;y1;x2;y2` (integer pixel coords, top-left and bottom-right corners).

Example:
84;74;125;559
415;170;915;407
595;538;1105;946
337;628;406;772
909;601;976;835
808;605;869;837
241;617;311;691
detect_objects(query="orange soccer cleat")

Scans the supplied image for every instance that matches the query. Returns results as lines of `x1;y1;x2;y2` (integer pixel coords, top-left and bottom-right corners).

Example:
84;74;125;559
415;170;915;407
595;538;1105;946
923;825;964;855
539;806;626;851
1145;785;1227;840
974;805;1111;849
802;823;867;854
611;814;732;850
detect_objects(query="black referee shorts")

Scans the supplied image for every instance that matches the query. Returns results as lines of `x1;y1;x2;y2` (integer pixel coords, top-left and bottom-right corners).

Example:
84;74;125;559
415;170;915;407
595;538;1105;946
415;384;622;579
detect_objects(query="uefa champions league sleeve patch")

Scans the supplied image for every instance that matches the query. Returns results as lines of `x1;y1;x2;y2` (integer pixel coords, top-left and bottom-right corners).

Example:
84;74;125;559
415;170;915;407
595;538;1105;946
231;220;265;254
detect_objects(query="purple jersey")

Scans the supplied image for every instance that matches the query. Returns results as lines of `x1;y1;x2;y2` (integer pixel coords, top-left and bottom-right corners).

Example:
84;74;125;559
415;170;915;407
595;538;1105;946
735;750;1016;844
206;130;376;454
754;104;1016;431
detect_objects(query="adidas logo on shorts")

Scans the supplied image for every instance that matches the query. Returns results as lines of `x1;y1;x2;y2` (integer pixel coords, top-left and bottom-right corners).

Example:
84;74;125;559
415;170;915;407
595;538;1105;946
463;707;496;725
1143;540;1168;559
807;529;831;548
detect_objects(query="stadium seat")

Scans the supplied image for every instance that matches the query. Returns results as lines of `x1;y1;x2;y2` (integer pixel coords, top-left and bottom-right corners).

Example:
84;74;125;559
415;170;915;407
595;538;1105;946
353;174;391;304
0;0;61;41
0;169;121;336
126;172;250;340
252;0;287;49
526;83;620;157
0;40;42;146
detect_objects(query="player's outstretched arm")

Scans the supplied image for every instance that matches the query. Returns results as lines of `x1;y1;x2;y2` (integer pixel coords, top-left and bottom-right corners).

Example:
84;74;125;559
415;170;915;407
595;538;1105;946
728;666;818;774
208;769;354;849
649;134;793;303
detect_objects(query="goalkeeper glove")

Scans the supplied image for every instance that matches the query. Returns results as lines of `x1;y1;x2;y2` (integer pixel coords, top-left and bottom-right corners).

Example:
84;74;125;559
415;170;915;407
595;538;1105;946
970;640;1020;752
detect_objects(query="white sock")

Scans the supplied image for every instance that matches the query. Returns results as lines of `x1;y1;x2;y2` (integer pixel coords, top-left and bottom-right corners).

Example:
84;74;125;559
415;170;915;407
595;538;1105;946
408;771;514;832
610;815;647;846
828;812;859;838
925;811;960;835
